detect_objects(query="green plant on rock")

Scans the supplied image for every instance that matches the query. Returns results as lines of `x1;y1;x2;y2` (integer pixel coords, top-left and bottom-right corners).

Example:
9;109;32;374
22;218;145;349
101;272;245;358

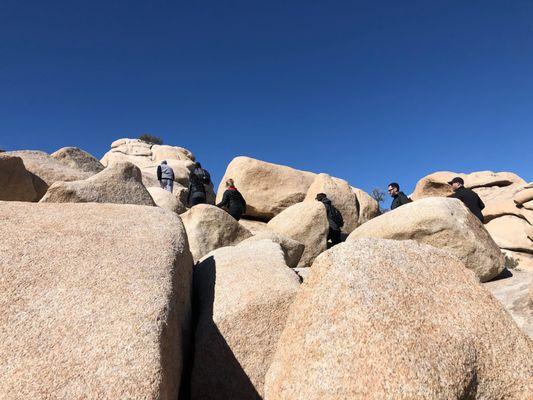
138;134;163;145
504;255;520;269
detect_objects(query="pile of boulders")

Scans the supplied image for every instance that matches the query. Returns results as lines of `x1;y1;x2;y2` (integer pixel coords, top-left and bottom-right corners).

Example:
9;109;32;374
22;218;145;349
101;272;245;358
1;140;531;399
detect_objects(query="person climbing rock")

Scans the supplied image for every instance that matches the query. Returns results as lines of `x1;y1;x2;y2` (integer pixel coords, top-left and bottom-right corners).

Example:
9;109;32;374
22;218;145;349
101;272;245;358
157;160;174;192
316;193;343;247
216;178;247;220
187;162;212;206
388;182;412;210
448;176;485;222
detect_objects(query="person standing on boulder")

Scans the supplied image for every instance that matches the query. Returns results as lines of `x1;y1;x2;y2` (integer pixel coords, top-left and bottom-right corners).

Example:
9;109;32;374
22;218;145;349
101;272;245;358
157;160;174;192
216;179;247;220
448;177;485;222
187;162;211;206
316;193;343;247
388;182;412;210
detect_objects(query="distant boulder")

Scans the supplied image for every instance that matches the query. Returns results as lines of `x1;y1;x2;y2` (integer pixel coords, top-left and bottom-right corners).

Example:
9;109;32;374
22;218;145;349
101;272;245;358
40;162;155;206
0;154;38;201
51;147;104;174
352;187;381;224
147;186;187;214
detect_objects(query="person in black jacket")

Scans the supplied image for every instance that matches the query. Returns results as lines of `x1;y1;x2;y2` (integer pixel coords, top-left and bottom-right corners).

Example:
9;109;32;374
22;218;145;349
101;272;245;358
448;177;485;222
187;162;211;206
388;182;412;210
217;179;247;220
316;193;343;247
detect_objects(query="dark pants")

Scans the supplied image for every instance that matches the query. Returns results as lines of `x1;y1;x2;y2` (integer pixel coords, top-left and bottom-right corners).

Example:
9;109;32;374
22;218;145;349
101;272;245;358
190;194;206;206
228;207;244;221
328;228;342;246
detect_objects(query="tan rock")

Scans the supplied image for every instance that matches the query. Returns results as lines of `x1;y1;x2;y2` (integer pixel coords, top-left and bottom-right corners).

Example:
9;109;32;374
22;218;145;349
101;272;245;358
51;147;105;174
267;201;329;268
240;231;305;268
352;187;381;224
216;157;316;220
0;202;193;399
304;173;359;233
40;162;155;206
151;144;195;162
348;197;504;282
0;154;38;201
502;249;533;271
181;204;252;262
141;159;195;187
523;200;533;211
7;150;92;199
485;215;533;253
191;239;300;399
466;171;525;188
514;185;533;207
239;218;270;234
147;187;187;214
264;239;533;400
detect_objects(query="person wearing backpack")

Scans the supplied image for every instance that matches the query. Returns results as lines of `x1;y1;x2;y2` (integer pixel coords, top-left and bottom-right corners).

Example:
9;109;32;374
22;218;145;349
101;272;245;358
316;193;343;246
216;178;247;220
187;162;212;206
157;160;175;192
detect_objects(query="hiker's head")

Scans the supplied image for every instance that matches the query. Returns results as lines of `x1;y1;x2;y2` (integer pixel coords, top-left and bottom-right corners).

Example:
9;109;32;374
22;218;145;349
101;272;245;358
226;178;235;188
388;182;399;197
448;177;464;191
195;162;202;169
315;193;327;202
161;160;167;165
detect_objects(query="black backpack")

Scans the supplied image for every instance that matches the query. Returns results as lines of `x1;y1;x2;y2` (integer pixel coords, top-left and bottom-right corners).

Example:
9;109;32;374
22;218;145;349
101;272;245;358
197;168;211;185
330;205;344;228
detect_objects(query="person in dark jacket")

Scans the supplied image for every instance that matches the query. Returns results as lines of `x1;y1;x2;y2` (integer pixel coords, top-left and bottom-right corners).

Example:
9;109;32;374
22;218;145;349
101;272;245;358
216;178;247;220
187;162;211;206
157;160;174;192
448;177;485;222
316;193;343;247
388;182;412;210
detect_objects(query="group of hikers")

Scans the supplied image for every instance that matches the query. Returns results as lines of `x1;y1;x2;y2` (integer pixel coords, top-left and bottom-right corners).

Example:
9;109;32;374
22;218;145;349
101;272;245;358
157;160;485;248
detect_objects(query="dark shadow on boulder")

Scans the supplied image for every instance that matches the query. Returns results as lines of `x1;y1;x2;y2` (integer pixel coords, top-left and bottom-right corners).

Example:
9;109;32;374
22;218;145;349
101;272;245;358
488;267;513;282
187;256;261;400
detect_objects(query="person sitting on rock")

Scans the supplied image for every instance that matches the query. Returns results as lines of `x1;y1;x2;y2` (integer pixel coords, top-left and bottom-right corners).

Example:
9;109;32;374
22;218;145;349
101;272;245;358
388;182;412;210
316;193;343;247
157;160;174;192
216;178;247;220
448;177;485;222
187;162;212;206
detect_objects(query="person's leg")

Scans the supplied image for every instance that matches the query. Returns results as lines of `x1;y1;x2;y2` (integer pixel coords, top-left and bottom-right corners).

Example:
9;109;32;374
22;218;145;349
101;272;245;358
228;208;242;220
331;229;342;245
159;179;165;189
191;194;206;206
167;179;174;193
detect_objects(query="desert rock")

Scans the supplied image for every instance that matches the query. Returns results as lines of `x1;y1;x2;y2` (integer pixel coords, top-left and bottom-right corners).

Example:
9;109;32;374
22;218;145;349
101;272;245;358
0;154;38;201
51;146;105;174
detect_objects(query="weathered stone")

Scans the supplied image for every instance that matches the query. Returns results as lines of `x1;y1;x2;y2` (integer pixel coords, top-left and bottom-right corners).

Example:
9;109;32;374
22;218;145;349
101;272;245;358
352;187;381;224
0;202;193;399
191;240;300;399
7;150;92;200
485;215;533;254
0;154;37;201
304;173;359;233
239;218;270;234
240;231;305;268
216;157;316;220
151;144;195;162
147;187;187;214
181;204;252;262
514;185;533;207
348;197;504;282
264;239;533;400
40;162;155;206
267;201;329;268
51;147;105;174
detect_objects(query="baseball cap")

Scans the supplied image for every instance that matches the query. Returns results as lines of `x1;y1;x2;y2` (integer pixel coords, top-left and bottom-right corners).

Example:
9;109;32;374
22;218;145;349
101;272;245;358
447;177;464;185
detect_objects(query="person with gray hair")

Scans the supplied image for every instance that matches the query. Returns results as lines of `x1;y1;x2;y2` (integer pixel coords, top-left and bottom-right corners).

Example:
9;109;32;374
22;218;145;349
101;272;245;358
157;160;175;192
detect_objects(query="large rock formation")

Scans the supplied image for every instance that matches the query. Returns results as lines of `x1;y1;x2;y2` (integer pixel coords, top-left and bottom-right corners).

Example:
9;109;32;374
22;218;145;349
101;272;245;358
348;197;504;282
486;215;533;253
239;218;270;234
216;157;316;220
7;150;93;200
101;138;215;203
267;201;329;268
40;162;155;206
240;231;305;268
0;202;193;399
352;187;381;224
264;239;533;399
0;154;38;201
51;146;105;174
181;204;252;262
304;173;359;233
191;240;300;399
147;186;187;214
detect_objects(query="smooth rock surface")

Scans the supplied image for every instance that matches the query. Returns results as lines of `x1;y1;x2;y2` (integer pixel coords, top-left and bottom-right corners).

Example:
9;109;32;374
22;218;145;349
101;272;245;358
485;215;533;254
191;240;300;399
267;201;329;268
264;238;533;400
40;162;155;206
352;187;381;224
0;154;38;201
0;202;193;400
240;231;305;268
51;147;105;174
147;186;187;214
348;197;505;282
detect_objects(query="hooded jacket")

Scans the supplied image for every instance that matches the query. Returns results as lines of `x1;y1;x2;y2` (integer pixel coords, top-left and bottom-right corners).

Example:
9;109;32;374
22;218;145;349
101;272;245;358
391;191;411;210
157;162;174;180
450;186;485;222
319;198;343;231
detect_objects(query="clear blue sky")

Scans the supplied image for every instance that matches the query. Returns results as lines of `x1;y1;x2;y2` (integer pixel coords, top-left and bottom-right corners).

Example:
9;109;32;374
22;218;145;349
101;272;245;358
1;1;532;199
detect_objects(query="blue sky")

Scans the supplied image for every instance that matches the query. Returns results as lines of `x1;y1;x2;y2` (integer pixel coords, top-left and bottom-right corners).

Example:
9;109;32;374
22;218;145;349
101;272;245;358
1;1;532;202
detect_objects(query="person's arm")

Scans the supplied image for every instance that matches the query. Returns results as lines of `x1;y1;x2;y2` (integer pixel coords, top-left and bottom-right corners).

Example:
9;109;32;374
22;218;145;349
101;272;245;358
216;191;229;208
400;194;411;206
477;194;485;210
157;165;162;181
